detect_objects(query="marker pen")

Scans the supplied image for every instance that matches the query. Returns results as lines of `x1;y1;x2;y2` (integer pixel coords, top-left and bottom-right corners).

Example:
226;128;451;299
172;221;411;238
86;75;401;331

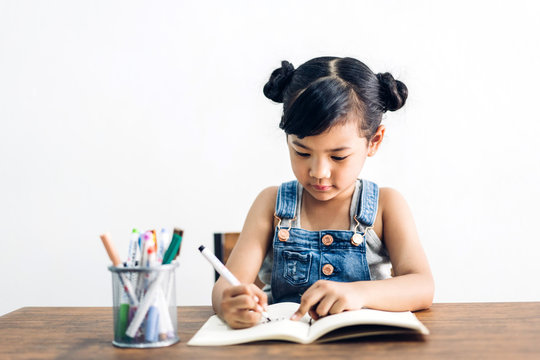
198;245;270;322
144;306;160;342
125;272;164;338
116;303;130;339
127;228;140;266
157;228;169;262
156;287;174;339
134;232;153;300
151;229;157;251
162;229;183;265
100;233;139;306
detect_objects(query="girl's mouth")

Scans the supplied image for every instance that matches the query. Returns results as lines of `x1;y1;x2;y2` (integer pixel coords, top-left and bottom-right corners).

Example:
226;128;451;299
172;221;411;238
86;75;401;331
312;184;332;191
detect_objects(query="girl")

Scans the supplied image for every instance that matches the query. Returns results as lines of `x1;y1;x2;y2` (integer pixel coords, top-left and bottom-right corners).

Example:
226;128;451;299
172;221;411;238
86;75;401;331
212;56;434;329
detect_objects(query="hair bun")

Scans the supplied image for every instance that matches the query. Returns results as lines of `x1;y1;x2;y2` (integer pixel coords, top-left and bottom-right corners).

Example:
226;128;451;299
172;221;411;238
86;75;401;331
376;72;408;112
263;61;295;103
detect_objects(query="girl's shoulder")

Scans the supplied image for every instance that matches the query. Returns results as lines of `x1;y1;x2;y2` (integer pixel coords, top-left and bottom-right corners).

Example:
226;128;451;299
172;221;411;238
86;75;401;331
245;186;280;229
250;186;278;217
377;187;416;231
378;187;410;213
257;186;278;201
373;187;412;241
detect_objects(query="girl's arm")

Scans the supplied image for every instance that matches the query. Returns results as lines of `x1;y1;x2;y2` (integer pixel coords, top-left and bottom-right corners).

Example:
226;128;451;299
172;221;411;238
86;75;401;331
292;187;434;320
211;186;277;328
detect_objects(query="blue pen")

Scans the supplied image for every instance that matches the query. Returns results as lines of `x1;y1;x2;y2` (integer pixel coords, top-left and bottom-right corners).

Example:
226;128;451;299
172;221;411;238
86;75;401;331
145;306;160;342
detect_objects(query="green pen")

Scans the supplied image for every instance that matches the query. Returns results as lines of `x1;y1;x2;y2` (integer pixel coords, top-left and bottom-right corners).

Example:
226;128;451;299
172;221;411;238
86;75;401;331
162;228;183;265
116;303;130;340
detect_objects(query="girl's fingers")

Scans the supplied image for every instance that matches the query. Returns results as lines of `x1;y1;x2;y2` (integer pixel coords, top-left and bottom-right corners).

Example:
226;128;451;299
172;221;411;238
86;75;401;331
225;293;257;310
308;306;320;320
291;281;349;320
222;284;268;328
251;285;269;309
235;308;262;323
291;288;324;321
226;284;266;309
224;284;252;298
315;295;337;318
222;283;270;328
228;310;261;329
328;298;348;316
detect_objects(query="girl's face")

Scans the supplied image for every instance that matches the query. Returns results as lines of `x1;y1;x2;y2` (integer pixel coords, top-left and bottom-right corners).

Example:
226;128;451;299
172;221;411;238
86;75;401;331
287;117;384;203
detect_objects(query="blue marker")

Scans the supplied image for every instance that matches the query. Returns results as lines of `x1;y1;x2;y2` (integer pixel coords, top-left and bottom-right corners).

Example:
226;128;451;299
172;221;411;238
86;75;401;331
144;306;160;342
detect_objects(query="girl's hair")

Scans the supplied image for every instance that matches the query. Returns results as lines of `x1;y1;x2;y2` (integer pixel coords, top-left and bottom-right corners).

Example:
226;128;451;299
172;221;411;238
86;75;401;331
263;57;408;140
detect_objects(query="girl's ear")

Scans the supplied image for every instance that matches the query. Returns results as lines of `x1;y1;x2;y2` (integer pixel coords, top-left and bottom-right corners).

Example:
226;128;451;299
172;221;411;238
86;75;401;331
367;125;385;157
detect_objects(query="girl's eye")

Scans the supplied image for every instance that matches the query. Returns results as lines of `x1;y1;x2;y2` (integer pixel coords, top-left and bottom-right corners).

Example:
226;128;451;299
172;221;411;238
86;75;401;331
331;155;349;161
295;151;310;158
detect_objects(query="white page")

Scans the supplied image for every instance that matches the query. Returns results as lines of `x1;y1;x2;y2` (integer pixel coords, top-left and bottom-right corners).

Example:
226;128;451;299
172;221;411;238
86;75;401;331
188;302;312;346
306;309;429;342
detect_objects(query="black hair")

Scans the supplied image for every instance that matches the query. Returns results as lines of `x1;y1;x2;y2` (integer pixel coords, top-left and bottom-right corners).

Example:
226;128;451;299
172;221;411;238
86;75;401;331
263;57;408;140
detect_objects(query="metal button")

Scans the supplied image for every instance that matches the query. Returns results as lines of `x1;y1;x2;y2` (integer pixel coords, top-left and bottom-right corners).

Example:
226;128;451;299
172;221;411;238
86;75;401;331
351;233;363;246
278;229;289;242
322;264;334;276
322;234;334;246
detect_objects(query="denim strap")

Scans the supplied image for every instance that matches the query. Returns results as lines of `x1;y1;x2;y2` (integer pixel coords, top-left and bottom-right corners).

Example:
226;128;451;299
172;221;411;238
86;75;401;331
355;179;379;227
275;180;298;220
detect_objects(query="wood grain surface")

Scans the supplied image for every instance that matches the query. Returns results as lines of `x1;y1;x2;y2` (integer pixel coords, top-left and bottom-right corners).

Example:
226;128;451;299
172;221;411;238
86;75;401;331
0;303;539;359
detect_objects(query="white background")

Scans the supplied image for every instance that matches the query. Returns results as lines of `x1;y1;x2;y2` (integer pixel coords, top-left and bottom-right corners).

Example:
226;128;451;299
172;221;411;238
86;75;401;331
1;0;539;316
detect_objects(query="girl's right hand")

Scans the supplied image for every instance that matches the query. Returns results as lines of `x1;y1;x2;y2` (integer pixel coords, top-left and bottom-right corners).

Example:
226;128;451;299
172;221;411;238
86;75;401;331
220;284;268;329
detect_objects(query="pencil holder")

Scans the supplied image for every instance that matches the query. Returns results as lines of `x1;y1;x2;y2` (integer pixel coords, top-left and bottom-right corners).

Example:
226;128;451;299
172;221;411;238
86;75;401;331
108;262;180;348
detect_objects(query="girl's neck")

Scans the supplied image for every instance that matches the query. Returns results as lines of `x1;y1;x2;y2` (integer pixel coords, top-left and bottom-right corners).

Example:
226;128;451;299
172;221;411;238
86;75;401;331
300;182;356;231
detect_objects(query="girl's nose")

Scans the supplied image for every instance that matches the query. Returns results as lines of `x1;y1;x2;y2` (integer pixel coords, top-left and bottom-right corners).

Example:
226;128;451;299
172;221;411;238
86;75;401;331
309;158;331;179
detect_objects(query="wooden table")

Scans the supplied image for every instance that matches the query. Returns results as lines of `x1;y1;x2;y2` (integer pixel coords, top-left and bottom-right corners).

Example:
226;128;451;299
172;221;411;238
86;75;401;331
0;303;539;359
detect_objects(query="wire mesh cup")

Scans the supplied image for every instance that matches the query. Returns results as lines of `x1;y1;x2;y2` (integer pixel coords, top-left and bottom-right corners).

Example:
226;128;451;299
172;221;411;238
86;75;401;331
108;262;180;348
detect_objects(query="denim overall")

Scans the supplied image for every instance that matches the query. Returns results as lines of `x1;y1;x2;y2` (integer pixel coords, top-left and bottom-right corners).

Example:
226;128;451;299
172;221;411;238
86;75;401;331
270;179;379;303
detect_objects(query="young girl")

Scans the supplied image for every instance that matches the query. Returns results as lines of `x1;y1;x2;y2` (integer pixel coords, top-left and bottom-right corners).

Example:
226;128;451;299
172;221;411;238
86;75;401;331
212;56;434;329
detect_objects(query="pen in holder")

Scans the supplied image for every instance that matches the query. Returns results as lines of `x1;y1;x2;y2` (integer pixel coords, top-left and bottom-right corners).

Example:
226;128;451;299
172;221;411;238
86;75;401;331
108;262;179;348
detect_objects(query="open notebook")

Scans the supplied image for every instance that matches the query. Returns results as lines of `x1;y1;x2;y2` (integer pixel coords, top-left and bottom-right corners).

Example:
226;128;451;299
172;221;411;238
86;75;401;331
188;302;429;346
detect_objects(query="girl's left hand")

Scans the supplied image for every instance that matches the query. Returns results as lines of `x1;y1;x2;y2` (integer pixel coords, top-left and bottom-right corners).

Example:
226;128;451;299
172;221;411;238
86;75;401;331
290;280;364;321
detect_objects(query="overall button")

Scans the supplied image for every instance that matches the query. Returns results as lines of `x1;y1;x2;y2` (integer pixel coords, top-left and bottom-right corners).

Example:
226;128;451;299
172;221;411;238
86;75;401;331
351;233;363;246
278;229;290;241
322;264;334;276
322;234;334;246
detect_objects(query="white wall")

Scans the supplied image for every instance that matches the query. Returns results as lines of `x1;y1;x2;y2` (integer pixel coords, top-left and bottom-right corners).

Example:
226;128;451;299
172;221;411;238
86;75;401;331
1;0;539;316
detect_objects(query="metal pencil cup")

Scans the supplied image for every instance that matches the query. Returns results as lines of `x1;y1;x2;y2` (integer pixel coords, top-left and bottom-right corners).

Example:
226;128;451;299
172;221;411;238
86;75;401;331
108;262;180;348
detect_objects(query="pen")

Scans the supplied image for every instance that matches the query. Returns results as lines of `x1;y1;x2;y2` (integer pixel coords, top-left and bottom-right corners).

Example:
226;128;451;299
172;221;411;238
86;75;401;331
198;245;270;322
125;272;164;338
141;232;153;266
135;232;154;299
100;233;139;306
173;228;184;260
162;228;183;265
127;228;140;266
116;303;130;338
151;229;158;251
157;228;168;262
126;229;140;304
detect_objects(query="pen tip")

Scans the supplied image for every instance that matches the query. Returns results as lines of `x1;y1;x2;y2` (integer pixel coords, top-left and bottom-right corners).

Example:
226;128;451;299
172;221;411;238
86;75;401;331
198;245;205;252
